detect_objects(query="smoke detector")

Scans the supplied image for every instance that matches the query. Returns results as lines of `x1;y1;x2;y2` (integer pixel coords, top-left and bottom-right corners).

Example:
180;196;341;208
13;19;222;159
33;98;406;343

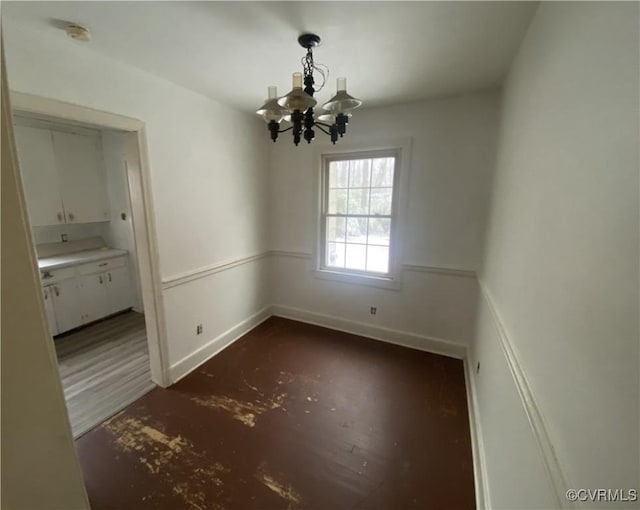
65;23;91;42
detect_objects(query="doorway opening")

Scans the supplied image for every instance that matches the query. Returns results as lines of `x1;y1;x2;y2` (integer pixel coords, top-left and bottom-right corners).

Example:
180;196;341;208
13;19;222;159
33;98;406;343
10;92;169;437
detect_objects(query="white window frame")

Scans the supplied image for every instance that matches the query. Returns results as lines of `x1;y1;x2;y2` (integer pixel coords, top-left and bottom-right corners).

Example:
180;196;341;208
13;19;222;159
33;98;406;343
313;139;411;290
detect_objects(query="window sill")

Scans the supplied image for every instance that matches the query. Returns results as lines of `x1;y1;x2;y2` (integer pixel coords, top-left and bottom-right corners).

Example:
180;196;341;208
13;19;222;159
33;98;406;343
313;268;402;290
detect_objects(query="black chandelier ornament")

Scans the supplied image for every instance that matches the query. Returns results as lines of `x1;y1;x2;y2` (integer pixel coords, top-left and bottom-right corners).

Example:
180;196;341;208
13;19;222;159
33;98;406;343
256;33;362;146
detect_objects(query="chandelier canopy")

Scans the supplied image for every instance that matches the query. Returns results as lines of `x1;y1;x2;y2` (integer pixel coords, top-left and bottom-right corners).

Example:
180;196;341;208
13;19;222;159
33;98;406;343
256;33;362;146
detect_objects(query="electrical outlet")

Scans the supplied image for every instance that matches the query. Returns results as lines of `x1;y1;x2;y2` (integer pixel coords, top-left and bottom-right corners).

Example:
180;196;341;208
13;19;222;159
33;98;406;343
61;234;68;242
196;324;203;335
370;307;377;315
476;362;481;374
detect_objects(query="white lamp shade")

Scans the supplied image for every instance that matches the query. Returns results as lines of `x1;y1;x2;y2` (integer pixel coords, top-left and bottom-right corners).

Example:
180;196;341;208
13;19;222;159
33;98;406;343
322;90;362;114
277;88;317;113
256;86;289;123
322;77;362;114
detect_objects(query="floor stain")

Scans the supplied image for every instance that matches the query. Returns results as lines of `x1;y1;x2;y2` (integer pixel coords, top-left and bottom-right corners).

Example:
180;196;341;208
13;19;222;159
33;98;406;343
277;370;321;388
191;393;286;428
173;483;206;510
102;414;229;510
243;380;260;392
104;415;187;474
256;469;301;505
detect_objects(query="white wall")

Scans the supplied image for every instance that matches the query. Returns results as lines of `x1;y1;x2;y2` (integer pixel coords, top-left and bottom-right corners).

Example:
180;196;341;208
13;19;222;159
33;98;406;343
269;94;499;347
1;49;89;508
31;221;109;245
102;130;143;312
3;18;271;379
164;258;270;380
470;2;639;508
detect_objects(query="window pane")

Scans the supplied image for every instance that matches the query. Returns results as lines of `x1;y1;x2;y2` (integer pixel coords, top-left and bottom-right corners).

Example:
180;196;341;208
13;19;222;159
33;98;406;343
370;188;392;215
366;246;389;273
347;188;370;215
323;154;397;277
329;161;349;188
326;217;346;243
328;189;347;214
345;243;366;270
371;157;395;187
367;218;391;246
346;217;367;243
326;242;345;268
349;159;371;188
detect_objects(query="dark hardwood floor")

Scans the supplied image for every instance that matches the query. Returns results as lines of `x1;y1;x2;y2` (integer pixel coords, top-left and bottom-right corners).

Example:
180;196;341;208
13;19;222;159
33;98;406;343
76;317;475;510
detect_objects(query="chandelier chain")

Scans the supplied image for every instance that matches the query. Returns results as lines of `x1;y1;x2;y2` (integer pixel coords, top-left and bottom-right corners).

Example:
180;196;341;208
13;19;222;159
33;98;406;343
301;48;329;93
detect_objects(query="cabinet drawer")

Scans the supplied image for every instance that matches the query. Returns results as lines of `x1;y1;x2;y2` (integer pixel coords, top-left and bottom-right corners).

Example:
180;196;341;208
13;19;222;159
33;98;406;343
40;266;75;284
77;256;126;276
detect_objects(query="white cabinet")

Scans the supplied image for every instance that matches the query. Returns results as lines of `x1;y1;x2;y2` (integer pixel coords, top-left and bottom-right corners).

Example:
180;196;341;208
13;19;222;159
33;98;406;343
13;125;65;227
53;131;110;223
78;265;132;321
50;278;84;333
41;255;133;336
42;286;59;336
78;272;110;323
13;123;110;226
106;266;133;315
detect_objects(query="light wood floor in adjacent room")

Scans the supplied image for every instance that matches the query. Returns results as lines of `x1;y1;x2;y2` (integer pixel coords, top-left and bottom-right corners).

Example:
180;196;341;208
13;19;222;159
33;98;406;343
54;311;155;438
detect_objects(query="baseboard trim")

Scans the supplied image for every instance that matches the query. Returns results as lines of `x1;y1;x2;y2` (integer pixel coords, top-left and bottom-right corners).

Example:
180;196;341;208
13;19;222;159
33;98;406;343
168;306;272;384
464;356;490;510
168;303;468;383
271;304;466;359
478;281;571;509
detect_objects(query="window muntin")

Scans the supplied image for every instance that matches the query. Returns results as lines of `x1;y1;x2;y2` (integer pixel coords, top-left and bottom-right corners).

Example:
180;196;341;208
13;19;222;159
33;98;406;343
321;153;398;276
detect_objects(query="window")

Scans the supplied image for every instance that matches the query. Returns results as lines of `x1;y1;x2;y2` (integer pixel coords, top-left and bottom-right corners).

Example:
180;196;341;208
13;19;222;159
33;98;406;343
320;150;399;279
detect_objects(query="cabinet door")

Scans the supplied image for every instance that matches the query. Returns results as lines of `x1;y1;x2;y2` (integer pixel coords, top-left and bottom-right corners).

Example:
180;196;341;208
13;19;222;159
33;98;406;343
52;131;109;223
78;273;110;323
42;286;59;337
51;279;83;333
106;266;132;315
13;125;65;226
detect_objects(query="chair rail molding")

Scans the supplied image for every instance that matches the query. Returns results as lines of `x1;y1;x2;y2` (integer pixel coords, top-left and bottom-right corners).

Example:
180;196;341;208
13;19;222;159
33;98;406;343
402;263;476;278
477;279;573;509
162;252;269;289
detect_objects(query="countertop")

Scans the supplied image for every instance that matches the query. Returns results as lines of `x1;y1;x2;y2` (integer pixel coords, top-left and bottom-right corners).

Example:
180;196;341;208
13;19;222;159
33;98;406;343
38;248;128;271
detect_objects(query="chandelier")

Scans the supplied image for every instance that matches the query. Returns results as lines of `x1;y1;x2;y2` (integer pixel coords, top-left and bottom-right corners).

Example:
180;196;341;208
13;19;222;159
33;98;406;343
256;33;362;146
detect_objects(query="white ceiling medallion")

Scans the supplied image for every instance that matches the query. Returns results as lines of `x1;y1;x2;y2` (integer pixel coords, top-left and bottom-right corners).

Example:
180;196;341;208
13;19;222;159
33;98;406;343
65;23;91;42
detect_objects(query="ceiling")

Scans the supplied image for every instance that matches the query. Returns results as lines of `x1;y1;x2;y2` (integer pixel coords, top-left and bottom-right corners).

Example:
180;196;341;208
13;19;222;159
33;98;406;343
2;1;538;112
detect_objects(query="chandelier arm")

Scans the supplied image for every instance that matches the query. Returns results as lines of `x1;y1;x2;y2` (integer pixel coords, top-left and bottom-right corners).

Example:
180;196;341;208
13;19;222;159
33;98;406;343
313;121;334;129
313;124;332;136
277;126;294;133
